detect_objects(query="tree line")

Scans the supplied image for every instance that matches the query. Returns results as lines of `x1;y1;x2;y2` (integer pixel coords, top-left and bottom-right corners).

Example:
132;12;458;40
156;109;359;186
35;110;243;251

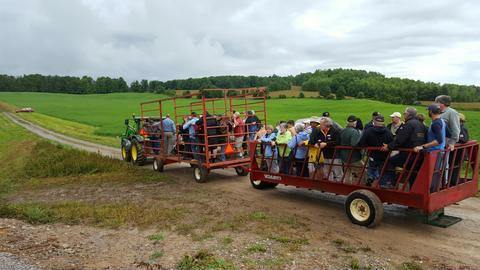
1;69;479;104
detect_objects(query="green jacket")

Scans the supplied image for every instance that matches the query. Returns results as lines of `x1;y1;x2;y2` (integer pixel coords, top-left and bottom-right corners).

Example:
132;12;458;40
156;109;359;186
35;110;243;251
276;131;292;157
339;127;362;162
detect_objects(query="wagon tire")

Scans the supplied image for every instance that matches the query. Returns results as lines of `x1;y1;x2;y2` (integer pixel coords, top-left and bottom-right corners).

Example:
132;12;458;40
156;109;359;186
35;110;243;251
193;165;209;183
131;140;146;166
153;158;164;172
345;189;383;228
250;178;272;189
234;166;249;176
121;143;131;162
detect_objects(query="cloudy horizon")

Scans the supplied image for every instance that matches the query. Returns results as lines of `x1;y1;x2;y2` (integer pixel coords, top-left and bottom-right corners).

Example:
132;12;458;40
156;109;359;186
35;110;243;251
1;0;479;85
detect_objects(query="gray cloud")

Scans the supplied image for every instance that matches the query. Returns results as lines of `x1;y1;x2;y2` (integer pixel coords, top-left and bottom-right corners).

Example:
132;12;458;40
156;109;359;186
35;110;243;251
0;0;479;84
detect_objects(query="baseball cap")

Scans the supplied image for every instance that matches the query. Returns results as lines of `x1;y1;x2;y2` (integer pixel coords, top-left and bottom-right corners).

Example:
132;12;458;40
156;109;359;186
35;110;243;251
374;115;385;122
372;111;380;117
322;112;330;117
347;115;357;122
390;112;401;118
427;103;442;114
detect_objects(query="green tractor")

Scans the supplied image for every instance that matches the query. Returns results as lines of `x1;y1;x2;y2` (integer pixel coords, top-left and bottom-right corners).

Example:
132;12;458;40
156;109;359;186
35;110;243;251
120;115;150;165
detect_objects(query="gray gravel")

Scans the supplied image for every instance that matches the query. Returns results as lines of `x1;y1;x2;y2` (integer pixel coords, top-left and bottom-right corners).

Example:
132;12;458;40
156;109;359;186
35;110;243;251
0;252;41;270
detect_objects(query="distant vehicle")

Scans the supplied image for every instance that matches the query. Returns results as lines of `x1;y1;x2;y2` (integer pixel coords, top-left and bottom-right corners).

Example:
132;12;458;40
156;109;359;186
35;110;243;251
15;107;34;113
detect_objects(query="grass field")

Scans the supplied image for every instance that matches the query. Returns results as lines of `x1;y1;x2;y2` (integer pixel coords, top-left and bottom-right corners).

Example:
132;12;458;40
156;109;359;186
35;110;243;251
0;92;479;143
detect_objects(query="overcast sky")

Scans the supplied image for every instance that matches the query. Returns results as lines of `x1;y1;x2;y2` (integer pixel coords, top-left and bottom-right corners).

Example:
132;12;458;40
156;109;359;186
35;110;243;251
1;0;479;85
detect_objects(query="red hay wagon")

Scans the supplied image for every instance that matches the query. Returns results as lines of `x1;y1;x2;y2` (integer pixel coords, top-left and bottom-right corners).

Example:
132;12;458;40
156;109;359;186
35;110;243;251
249;140;479;227
138;88;267;182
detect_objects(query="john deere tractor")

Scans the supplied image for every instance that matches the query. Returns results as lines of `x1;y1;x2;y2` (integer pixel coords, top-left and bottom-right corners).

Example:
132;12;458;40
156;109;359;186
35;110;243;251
120;115;151;165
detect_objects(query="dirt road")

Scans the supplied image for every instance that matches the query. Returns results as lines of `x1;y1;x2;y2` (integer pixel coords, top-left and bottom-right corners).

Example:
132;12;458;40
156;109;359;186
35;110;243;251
4;112;480;268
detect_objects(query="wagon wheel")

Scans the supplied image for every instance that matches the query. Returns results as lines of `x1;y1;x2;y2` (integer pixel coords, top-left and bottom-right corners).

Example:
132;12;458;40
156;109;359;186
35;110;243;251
193;165;209;183
121;142;131;162
153;158;164;172
131;139;146;166
250;179;277;189
234;166;249;176
345;189;384;228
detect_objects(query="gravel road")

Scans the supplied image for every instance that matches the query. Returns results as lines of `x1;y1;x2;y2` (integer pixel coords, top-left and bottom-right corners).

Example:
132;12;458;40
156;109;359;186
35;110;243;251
0;252;41;270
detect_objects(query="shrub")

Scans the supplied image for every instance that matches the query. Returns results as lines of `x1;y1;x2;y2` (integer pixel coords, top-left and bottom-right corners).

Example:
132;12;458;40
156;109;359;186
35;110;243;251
278;94;287;99
298;92;305;98
326;93;336;99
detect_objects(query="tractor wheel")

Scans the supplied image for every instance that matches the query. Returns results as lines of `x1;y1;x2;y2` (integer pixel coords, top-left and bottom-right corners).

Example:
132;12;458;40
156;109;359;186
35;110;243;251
121;143;131;162
234;166;249;176
153;158;164;172
193;165;209;183
345;189;384;228
131;140;146;166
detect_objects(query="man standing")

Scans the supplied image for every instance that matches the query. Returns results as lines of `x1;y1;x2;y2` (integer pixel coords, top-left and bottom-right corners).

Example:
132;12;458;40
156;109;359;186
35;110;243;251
338;115;363;184
380;107;426;189
356;115;393;186
162;114;176;155
435;95;460;149
414;104;446;192
387;112;403;137
435;95;460;184
364;111;380;130
245;110;261;142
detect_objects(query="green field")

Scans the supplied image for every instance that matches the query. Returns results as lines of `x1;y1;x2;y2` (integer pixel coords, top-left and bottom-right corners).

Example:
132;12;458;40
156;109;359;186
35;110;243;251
0;92;479;145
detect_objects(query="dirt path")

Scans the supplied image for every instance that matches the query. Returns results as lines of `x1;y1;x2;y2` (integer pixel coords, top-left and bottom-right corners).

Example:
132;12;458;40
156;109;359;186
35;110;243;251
4;112;480;269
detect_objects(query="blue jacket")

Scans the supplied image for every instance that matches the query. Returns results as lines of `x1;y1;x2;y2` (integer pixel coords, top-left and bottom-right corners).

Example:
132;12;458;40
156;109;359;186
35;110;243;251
260;132;277;157
288;131;309;159
427;118;446;152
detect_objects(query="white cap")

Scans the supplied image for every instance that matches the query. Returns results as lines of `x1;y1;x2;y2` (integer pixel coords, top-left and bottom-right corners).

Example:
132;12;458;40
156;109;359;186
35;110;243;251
390;112;401;118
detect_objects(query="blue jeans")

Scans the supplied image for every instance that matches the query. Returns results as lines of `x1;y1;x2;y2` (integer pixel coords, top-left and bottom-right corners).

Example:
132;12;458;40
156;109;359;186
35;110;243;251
367;158;383;181
430;152;445;193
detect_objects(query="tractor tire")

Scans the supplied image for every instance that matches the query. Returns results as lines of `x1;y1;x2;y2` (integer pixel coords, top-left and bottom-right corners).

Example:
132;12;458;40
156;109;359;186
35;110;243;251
153;158;164;172
345;189;384;228
193;165;209;183
121;143;131;162
131;140;146;166
234;166;249;176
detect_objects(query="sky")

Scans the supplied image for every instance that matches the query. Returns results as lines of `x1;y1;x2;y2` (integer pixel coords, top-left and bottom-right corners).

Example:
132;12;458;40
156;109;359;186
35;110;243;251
1;0;479;85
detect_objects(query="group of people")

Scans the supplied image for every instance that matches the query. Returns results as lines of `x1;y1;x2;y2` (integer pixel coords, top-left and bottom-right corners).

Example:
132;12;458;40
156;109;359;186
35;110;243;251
256;95;470;191
154;110;262;162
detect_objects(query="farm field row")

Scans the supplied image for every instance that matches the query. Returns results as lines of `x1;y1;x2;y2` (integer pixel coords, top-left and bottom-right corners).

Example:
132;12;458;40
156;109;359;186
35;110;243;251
0;92;479;143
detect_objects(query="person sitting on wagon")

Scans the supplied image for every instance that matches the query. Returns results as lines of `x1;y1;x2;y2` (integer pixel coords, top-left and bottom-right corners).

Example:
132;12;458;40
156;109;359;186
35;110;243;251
287;123;310;177
306;117;321;175
276;123;293;174
339;115;363;184
380;107;426;189
414;104;446;192
310;117;343;181
259;125;278;173
356;115;393;186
